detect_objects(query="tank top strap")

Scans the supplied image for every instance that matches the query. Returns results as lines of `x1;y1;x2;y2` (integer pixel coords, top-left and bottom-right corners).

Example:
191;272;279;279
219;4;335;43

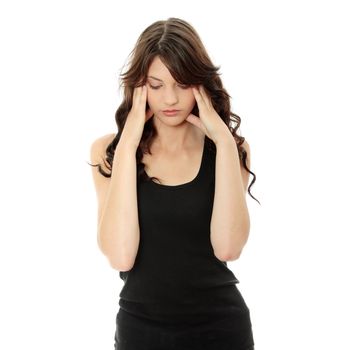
199;137;216;185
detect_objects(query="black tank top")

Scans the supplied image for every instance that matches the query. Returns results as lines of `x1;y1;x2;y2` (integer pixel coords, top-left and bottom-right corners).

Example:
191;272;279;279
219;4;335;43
118;136;249;325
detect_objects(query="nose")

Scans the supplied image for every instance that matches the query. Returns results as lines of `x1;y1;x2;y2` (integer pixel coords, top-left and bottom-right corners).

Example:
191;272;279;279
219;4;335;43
163;86;179;106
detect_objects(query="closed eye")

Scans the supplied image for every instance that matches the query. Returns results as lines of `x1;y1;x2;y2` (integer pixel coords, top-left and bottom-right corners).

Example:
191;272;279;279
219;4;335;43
148;84;189;90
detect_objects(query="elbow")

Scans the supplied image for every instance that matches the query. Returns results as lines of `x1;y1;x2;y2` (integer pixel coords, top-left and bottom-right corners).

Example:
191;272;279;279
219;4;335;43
107;251;136;272
227;249;242;261
107;250;136;271
211;221;250;262
110;260;134;272
214;232;250;262
98;240;136;272
97;228;139;271
216;248;242;262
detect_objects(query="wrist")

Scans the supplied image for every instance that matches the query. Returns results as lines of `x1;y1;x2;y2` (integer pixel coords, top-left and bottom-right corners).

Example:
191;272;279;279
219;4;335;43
115;140;138;159
213;129;235;146
118;132;140;151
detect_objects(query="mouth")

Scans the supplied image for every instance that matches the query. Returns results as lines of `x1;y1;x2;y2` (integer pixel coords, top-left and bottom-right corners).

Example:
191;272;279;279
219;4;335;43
162;109;180;116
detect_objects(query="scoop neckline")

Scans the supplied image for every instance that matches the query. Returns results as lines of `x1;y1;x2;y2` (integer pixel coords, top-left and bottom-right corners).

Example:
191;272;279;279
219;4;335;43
145;137;207;190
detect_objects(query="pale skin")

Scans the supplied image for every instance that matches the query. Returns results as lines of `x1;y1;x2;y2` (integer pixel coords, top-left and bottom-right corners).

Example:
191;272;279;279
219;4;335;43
90;56;251;268
143;56;209;186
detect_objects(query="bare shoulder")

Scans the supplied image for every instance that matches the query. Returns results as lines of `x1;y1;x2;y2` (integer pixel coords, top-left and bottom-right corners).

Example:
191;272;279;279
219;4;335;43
91;133;116;154
241;139;250;165
90;133;116;165
239;139;251;193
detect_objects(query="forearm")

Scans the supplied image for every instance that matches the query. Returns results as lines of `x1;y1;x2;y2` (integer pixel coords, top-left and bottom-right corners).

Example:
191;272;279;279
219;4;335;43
210;135;250;261
98;141;140;271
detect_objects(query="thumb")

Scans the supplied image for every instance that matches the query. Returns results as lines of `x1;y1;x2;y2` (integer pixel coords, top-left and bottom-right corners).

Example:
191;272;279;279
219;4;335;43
185;113;202;129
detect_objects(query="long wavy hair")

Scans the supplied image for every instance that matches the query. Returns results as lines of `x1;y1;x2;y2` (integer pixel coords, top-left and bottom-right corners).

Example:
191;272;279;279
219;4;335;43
89;17;260;204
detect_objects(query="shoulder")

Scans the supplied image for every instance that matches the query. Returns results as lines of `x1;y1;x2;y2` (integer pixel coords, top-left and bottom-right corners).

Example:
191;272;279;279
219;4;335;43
90;133;117;173
239;139;251;193
241;139;250;164
90;133;116;160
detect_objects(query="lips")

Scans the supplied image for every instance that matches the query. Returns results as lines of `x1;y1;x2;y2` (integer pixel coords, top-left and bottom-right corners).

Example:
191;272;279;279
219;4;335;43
162;110;180;116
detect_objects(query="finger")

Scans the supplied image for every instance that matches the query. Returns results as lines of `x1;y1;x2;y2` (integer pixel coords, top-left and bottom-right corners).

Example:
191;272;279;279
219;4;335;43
132;86;137;103
192;85;207;111
186;113;202;130
133;85;145;109
140;85;147;106
198;85;212;110
132;85;141;105
141;85;153;121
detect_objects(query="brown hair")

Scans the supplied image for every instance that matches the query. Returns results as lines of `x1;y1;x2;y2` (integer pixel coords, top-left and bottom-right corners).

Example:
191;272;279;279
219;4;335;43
89;17;260;204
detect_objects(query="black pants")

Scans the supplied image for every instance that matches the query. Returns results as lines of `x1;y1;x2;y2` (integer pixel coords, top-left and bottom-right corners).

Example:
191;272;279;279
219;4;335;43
114;308;255;350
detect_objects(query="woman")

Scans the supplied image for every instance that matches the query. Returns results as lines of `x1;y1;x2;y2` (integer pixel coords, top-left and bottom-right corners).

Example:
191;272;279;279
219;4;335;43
90;17;259;350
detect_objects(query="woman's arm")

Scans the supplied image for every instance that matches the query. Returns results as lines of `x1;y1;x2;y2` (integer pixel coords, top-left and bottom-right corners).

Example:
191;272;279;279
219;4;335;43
210;135;251;261
90;135;140;271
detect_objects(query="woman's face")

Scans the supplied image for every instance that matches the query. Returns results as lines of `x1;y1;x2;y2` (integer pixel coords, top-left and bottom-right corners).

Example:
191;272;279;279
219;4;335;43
146;56;196;124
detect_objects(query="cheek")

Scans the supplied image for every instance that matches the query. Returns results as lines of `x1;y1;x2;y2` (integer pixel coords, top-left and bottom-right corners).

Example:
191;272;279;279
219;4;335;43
146;94;157;108
185;94;196;109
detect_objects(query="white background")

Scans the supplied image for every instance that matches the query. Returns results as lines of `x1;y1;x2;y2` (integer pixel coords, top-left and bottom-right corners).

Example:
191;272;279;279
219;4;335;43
1;0;349;349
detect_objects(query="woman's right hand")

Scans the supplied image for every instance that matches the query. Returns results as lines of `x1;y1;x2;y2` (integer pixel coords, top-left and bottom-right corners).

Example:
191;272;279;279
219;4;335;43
120;85;154;150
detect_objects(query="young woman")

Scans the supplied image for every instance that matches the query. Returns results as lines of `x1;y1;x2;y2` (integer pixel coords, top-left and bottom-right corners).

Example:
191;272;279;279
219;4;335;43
90;17;259;350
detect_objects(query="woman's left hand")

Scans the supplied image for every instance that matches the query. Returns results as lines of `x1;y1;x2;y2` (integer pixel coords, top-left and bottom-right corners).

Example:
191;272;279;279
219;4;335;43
186;85;231;144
